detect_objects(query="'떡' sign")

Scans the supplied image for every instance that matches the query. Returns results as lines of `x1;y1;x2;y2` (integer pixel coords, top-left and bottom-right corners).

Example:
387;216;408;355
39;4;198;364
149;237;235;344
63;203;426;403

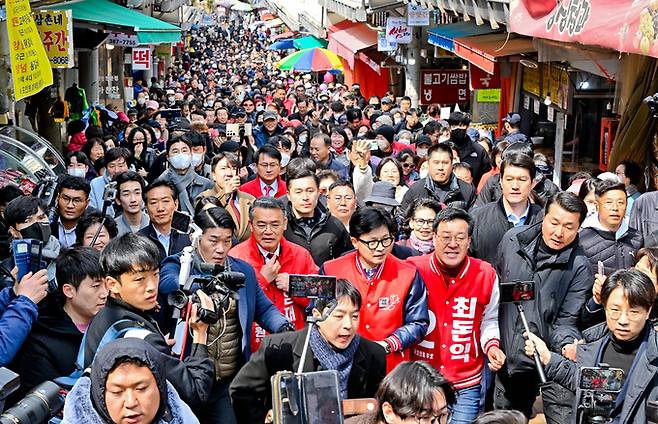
386;17;412;44
420;70;470;105
7;0;53;100
407;4;430;26
132;48;151;70
34;10;74;68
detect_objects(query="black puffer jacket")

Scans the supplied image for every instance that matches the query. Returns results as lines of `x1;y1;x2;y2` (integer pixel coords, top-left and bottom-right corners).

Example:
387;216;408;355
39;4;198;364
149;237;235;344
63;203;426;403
578;223;643;274
451;136;491;186
284;202;353;266
496;223;593;375
469;198;544;267
400;175;476;213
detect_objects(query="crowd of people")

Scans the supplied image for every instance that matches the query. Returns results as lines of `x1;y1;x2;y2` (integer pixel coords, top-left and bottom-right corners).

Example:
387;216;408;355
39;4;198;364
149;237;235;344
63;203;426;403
0;10;658;424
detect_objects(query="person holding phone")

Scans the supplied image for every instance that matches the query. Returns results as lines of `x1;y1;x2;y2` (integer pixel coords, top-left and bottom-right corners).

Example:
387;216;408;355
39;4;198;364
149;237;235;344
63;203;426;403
524;269;658;424
197;152;255;242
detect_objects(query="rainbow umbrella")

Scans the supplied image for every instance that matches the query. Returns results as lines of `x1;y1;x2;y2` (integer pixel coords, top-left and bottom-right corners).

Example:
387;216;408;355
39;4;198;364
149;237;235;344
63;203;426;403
276;48;343;72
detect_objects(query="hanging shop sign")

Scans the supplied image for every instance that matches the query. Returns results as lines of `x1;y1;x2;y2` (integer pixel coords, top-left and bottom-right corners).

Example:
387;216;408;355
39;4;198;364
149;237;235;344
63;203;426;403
510;0;658;59
521;63;570;110
476;89;501;103
420;69;470;105
34;10;74;68
7;0;53;100
470;63;501;90
131;47;151;70
378;31;397;52
386;17;412;44
407;4;430;26
107;32;140;47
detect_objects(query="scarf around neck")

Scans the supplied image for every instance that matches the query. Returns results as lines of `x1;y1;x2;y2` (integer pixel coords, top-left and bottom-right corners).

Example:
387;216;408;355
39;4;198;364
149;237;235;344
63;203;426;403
408;233;434;254
167;167;196;213
309;325;360;399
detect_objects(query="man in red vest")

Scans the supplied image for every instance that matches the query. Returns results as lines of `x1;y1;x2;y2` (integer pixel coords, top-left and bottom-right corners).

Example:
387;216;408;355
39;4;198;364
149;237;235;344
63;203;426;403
230;197;317;353
240;145;287;199
407;207;505;424
321;207;428;371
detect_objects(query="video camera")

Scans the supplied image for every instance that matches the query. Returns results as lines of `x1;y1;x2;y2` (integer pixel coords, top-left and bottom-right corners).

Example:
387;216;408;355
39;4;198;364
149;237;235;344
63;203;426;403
0;367;64;424
168;263;245;325
576;365;624;424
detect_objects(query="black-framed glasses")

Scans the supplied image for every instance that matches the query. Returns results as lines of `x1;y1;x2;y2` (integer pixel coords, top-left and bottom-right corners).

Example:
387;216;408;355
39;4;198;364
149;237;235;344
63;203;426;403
413;218;434;227
357;235;394;250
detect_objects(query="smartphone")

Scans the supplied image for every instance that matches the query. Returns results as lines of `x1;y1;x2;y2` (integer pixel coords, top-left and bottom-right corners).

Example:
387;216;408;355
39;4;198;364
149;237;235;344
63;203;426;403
499;281;536;303
160;108;182;120
578;367;624;391
13;239;43;282
102;181;117;203
289;275;337;299
598;261;605;276
172;211;192;234
368;139;379;151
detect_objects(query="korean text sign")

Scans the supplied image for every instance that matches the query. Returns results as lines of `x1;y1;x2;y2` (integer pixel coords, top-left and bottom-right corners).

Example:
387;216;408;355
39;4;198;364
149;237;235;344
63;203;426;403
34;10;74;69
7;0;53;100
420;70;470;105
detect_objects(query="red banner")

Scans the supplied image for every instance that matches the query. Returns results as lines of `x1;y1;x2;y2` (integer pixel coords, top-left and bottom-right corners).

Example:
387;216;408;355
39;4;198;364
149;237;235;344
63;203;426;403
420;70;470;105
510;0;658;58
470;63;500;90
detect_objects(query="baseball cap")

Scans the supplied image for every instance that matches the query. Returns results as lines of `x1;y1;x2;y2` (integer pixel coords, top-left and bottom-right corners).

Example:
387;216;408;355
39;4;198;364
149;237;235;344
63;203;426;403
232;107;246;117
146;100;159;110
416;135;432;147
503;112;522;126
263;110;278;121
381;97;392;104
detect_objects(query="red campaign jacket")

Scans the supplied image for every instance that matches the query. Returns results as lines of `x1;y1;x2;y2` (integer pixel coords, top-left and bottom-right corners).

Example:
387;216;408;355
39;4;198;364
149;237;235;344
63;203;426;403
239;176;287;199
230;235;317;353
322;251;429;372
406;254;500;389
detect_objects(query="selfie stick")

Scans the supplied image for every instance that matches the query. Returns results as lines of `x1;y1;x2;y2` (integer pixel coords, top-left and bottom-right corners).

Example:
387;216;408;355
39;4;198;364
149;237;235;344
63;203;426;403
296;299;337;375
90;182;116;247
172;246;194;357
516;303;547;384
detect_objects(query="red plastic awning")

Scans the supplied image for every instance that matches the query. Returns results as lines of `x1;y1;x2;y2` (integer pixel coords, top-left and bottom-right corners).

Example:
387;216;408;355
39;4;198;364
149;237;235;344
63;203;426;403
453;33;534;74
327;21;377;69
272;31;295;40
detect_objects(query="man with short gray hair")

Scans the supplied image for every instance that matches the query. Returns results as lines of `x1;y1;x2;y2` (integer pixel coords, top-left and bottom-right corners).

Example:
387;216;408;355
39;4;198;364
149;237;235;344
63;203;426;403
229;197;318;352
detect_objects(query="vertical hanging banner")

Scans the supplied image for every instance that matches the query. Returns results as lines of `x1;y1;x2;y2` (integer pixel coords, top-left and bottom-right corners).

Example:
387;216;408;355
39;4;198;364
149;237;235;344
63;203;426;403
407;4;430;26
377;31;397;52
6;0;53;100
132;48;152;71
386;17;412;44
34;10;74;69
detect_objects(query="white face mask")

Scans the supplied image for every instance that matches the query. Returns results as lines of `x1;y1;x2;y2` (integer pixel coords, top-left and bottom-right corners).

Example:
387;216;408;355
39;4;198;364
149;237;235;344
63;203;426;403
191;153;204;167
416;148;428;158
280;153;290;167
137;97;146;105
169;153;192;170
68;167;86;178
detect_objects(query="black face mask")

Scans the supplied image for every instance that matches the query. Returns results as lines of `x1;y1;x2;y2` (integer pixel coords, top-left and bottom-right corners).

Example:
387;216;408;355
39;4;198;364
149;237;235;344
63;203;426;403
450;128;468;144
19;221;51;244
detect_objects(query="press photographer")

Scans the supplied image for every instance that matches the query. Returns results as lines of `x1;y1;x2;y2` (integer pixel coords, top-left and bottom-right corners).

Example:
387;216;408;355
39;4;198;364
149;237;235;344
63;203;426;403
82;233;215;408
159;206;291;423
524;268;658;424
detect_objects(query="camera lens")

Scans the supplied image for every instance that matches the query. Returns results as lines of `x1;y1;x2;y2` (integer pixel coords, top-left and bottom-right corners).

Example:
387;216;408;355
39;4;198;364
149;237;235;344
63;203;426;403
0;381;63;424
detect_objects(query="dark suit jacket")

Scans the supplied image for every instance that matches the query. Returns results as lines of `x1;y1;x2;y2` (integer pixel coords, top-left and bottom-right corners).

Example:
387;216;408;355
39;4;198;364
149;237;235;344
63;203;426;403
230;326;387;424
138;224;191;262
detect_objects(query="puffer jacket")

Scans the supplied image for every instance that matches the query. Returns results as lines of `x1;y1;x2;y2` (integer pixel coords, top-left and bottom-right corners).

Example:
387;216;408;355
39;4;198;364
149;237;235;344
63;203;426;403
400;174;476;213
578;217;643;274
496;223;593;375
283;202;353;266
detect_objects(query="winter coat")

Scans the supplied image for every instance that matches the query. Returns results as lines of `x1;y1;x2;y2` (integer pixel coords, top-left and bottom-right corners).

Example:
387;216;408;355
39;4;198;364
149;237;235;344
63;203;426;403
82;297;215;407
159;254;290;360
230;327;386;424
283;202;353;266
138;224;192;263
629;191;658;242
545;324;658;424
451;137;491;186
469;198;544;267
400;175;476;213
0;287;38;367
578;218;643;273
239;175;287;199
496;223;593;375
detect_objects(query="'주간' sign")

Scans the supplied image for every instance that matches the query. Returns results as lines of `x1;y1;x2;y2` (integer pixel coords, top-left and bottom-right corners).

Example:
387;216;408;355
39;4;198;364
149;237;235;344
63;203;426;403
34;10;74;68
386;17;412;44
132;48;151;70
420;70;470;105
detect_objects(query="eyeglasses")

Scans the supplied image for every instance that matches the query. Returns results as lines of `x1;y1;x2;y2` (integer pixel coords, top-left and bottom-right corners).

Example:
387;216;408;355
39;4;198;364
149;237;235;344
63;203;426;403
412;413;449;424
436;233;468;245
601;200;626;210
59;194;86;206
402;163;415;169
258;162;279;169
357;235;394;250
606;308;646;321
331;195;355;203
254;222;283;232
413;218;434;227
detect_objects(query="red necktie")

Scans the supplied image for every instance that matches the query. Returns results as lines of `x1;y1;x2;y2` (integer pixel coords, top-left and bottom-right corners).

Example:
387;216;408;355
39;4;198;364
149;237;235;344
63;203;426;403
265;185;273;197
230;198;241;224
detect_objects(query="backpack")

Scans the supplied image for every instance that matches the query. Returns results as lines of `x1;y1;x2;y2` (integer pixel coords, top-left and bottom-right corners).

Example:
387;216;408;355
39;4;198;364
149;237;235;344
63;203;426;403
54;319;148;389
